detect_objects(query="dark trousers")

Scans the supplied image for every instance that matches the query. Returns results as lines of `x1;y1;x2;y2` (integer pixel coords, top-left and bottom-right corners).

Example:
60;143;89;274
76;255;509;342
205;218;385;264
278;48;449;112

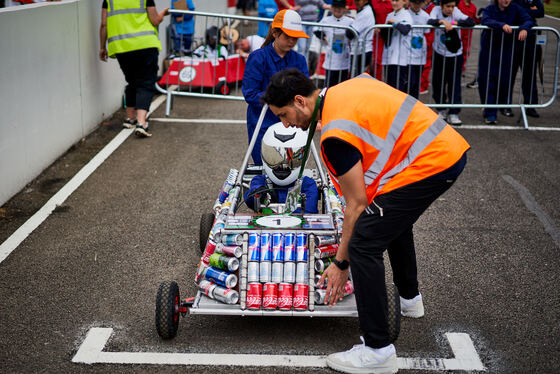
386;65;409;94
511;34;541;105
350;51;372;77
325;69;349;87
408;65;422;99
432;52;463;115
350;154;466;348
116;47;159;111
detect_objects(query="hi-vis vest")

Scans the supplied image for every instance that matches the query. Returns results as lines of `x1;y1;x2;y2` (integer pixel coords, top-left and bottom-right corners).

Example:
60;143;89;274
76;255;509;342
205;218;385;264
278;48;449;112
320;74;470;203
106;0;161;57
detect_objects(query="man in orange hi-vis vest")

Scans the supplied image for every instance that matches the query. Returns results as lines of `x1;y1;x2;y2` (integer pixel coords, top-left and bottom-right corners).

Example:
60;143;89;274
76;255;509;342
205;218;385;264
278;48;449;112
263;68;469;374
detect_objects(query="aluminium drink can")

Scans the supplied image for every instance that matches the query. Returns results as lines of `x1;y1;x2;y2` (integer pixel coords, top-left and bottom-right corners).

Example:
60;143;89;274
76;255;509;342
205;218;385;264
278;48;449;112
204;266;237;289
213;286;239;305
201;239;217;265
295;262;309;284
271;233;284;262
221;233;243;246
260;261;271;283
260;233;272;261
198;279;216;298
293;283;309;311
262;283;278;310
283;261;296;284
215;243;242;258
271;262;284;283
246;282;262;310
314;235;337;247
209;253;239;272
314;281;354;304
314;244;339;259
315;257;334;273
248;261;259;283
277;283;293;310
283;233;296;262
248;233;260;262
296;233;307;263
195;262;208;283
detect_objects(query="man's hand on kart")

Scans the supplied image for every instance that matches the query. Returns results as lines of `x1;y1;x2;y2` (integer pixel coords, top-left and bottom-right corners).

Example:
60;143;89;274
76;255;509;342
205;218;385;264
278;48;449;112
317;263;349;307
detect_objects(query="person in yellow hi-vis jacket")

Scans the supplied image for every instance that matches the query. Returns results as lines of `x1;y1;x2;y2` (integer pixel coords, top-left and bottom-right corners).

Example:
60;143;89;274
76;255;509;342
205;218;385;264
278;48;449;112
99;0;169;137
263;68;469;374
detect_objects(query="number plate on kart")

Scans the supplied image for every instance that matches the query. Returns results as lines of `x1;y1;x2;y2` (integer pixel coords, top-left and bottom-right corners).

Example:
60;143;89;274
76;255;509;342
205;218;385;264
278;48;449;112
255;215;303;228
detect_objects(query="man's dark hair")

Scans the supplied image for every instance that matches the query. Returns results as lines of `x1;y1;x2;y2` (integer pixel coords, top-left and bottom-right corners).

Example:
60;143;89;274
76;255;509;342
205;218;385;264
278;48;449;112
262;68;316;108
441;0;456;6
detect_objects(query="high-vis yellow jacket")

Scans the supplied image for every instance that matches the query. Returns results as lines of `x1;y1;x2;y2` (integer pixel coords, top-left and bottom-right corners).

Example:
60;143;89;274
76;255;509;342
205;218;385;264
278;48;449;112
320;74;470;203
106;0;161;57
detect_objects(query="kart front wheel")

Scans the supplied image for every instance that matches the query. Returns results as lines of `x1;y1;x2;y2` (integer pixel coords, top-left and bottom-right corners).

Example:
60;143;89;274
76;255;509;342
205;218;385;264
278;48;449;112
199;213;215;253
155;281;180;340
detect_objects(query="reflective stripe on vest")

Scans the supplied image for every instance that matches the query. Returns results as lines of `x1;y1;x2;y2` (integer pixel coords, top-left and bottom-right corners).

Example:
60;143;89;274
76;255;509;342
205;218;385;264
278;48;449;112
108;30;157;44
107;0;146;17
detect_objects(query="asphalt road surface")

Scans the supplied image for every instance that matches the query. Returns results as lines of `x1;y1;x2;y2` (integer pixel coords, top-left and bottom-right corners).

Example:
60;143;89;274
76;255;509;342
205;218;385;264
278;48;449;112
1;14;560;374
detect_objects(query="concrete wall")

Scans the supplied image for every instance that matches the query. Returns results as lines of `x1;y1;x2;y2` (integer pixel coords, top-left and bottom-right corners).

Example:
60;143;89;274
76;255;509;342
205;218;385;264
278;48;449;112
0;0;176;206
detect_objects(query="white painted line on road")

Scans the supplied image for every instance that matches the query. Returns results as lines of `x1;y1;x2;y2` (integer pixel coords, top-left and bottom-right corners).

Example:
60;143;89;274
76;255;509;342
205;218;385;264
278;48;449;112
0;96;165;265
73;328;486;371
149;118;246;124
459;125;560;131
503;175;560;248
545;14;560;21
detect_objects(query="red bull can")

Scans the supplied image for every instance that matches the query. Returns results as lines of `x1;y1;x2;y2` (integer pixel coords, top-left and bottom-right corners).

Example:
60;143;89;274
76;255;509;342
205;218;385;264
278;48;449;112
284;233;296;262
296;234;308;263
283;261;296;284
314;244;339;259
260;233;272;261
271;262;284;283
248;233;260;262
221;234;242;246
260;261;271;283
248;261;259;283
296;262;308;284
262;283;278;310
272;233;284;262
277;283;293;310
293;283;309;311
246;282;262;310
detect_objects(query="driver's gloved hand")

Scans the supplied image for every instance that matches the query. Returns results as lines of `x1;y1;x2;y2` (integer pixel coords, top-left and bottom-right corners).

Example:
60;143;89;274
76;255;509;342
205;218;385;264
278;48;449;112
253;186;272;206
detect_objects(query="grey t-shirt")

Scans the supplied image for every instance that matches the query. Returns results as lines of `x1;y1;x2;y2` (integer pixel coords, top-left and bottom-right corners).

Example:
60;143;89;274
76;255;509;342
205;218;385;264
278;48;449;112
295;0;325;22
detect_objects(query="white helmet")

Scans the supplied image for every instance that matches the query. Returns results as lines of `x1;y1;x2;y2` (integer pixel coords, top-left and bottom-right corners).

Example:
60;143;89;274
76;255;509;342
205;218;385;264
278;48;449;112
261;122;308;186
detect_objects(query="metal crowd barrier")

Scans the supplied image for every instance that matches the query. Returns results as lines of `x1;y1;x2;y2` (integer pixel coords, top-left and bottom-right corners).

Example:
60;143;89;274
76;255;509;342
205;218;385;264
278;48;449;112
157;10;559;129
357;24;560;129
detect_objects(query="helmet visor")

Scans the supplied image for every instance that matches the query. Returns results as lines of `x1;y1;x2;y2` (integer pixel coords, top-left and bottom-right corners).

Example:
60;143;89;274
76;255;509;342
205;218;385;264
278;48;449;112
261;144;304;179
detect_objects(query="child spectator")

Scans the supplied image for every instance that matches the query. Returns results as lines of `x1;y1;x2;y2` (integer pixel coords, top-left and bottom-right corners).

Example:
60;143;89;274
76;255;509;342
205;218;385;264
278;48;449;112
242;10;309;165
382;0;413;93
420;0;435;93
408;0;431;98
193;26;229;60
170;0;195;54
293;0;331;58
457;0;478;73
314;0;353;86
478;0;533;124
371;0;394;80
347;0;376;76
258;0;279;37
428;0;475;125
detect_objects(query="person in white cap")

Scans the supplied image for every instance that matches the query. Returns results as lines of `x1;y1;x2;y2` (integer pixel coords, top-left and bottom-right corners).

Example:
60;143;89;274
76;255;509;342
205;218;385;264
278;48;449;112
241;9;310;165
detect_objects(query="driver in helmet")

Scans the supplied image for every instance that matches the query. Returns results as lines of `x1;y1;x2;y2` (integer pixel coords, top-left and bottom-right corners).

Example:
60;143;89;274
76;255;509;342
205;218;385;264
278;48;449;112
244;123;319;214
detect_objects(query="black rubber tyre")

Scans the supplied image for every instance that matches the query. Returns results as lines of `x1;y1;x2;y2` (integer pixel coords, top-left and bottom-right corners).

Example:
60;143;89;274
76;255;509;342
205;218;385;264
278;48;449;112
155;281;180;340
387;283;401;343
216;81;230;95
199;213;215;253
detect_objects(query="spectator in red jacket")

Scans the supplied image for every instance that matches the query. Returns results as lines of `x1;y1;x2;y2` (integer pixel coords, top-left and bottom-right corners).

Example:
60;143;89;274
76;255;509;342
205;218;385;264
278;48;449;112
420;0;435;93
457;0;479;73
371;0;393;80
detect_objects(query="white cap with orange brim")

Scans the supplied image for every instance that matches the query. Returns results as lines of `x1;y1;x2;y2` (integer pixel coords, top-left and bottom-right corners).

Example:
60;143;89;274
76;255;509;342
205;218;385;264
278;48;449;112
271;9;309;39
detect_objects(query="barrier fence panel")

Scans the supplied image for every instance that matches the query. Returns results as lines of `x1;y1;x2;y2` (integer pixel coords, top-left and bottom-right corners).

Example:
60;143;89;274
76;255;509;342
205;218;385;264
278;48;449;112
157;11;559;128
157;10;358;116
357;24;559;129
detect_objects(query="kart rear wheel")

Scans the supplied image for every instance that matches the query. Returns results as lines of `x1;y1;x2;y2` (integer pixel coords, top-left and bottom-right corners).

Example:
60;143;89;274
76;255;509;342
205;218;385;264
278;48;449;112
387;283;401;343
155;281;181;340
217;81;230;95
199;212;215;253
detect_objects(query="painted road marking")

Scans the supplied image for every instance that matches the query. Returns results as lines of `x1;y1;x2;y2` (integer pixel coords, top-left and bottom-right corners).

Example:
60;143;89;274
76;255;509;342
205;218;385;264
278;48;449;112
150;118;246;124
73;328;485;371
0;97;164;265
503;175;560;248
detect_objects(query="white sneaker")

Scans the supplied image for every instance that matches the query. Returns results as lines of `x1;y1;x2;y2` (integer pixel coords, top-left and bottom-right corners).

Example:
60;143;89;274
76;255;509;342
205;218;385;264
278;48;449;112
437;110;448;120
400;293;424;318
326;337;398;374
447;114;462;126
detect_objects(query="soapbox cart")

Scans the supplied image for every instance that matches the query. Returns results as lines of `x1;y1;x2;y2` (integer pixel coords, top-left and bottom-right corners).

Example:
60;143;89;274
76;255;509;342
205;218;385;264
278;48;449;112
154;105;401;341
